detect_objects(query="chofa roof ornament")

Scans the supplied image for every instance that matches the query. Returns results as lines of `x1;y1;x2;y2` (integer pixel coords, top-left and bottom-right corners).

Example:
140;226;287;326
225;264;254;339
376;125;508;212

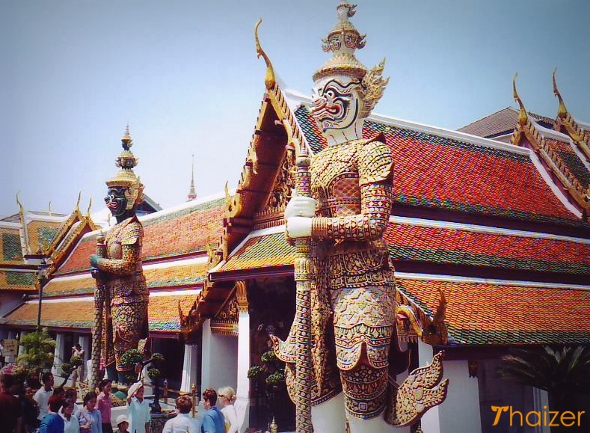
106;125;144;210
314;2;389;118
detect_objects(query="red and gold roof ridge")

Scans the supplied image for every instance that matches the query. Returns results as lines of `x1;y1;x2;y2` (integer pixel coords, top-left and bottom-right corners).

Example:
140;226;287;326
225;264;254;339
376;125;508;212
510;75;590;219
553;69;590;162
54;193;226;276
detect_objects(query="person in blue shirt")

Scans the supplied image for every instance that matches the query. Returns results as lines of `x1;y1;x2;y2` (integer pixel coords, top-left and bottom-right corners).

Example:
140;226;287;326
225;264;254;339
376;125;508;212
201;388;224;433
39;395;64;433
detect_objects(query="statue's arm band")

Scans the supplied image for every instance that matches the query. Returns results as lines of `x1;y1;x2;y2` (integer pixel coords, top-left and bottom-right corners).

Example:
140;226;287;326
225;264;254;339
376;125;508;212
311;183;392;240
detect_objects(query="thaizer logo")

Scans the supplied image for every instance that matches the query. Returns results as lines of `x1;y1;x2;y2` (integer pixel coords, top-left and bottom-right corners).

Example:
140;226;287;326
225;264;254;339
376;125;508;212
491;406;585;428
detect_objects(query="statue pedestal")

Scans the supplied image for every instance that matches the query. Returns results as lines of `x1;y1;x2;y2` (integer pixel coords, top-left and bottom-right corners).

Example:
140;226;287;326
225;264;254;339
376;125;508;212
146;413;170;433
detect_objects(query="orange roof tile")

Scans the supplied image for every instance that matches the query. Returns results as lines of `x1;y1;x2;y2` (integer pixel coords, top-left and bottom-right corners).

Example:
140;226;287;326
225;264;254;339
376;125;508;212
398;278;590;345
45;261;209;297
0;292;199;332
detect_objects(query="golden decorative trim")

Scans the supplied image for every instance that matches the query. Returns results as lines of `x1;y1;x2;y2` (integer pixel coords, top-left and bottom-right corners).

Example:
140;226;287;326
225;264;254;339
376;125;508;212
511;74;589;217
235;280;249;313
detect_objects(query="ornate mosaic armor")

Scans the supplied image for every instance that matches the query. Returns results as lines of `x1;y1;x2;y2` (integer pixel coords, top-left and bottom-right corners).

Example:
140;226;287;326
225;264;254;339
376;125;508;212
96;215;149;371
309;135;396;418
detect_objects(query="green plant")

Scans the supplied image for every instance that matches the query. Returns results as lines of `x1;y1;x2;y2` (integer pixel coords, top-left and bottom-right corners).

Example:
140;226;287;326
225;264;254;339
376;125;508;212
147;367;161;381
16;329;56;373
120;348;144;369
247;365;263;379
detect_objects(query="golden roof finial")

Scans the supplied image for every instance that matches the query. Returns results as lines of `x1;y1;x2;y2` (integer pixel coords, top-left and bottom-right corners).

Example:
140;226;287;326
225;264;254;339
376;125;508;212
512;73;528;126
553;68;568;119
86;197;93;217
254;19;277;90
75;191;82;212
16;192;31;254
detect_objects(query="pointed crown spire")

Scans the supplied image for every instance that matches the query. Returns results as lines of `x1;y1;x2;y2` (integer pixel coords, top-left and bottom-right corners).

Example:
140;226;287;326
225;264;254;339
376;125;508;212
313;2;389;118
313;2;367;81
106;125;144;209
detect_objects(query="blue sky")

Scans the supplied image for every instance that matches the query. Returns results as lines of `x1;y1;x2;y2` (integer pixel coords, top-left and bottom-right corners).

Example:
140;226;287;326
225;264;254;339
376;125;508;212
1;0;589;219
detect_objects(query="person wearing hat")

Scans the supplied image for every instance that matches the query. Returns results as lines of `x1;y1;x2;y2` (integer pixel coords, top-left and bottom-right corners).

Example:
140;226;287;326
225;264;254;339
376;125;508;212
115;414;129;433
126;382;150;433
161;395;199;433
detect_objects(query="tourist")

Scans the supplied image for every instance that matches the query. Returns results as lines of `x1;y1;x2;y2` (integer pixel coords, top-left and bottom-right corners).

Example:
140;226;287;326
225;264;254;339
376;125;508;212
34;372;54;422
64;388;81;415
114;414;129;433
217;386;238;433
60;398;80;433
39;395;64;433
162;395;199;433
97;379;113;433
70;344;85;388
0;373;21;433
20;385;40;433
77;391;102;433
200;388;224;433
126;382;150;433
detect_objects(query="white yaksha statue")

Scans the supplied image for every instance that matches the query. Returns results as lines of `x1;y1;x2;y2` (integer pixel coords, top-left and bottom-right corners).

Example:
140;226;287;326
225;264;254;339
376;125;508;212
274;3;449;433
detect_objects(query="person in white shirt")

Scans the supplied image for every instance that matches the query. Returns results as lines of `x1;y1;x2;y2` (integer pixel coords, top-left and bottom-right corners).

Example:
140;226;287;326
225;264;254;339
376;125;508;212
126;382;150;433
34;371;54;421
162;395;200;433
217;386;238;433
61;398;81;433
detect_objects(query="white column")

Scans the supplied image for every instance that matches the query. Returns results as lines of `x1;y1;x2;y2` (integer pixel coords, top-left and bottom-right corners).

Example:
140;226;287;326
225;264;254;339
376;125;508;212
532;388;550;433
419;341;482;433
181;344;199;393
235;307;250;431
52;333;65;375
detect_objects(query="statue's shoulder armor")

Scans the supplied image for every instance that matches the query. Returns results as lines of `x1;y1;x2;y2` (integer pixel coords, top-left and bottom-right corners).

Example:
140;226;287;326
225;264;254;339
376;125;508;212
121;216;143;246
358;133;393;185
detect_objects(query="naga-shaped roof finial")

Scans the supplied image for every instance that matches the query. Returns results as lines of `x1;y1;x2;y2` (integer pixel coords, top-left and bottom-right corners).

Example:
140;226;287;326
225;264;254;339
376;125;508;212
553;68;568;119
513;73;528;126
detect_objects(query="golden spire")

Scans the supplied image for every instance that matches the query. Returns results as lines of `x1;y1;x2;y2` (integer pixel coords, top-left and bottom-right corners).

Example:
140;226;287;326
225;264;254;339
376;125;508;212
512;73;528;126
553;68;568;119
187;154;197;201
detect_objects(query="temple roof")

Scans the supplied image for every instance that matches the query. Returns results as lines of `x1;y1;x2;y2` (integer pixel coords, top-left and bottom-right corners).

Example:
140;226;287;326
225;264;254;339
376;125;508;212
56;196;226;276
211;219;590;282
0;290;199;333
458;107;554;139
398;275;590;346
294;103;582;228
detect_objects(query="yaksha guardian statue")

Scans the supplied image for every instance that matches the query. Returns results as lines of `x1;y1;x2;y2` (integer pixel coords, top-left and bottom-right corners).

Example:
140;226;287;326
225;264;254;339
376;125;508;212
276;3;447;432
90;128;149;384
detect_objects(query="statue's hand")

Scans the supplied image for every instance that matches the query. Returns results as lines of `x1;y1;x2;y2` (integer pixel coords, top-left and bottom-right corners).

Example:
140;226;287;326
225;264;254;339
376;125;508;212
286;217;312;238
89;254;100;267
285;195;317;219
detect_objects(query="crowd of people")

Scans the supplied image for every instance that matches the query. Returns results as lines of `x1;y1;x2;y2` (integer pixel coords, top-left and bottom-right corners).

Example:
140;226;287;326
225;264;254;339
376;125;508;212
1;372;239;433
